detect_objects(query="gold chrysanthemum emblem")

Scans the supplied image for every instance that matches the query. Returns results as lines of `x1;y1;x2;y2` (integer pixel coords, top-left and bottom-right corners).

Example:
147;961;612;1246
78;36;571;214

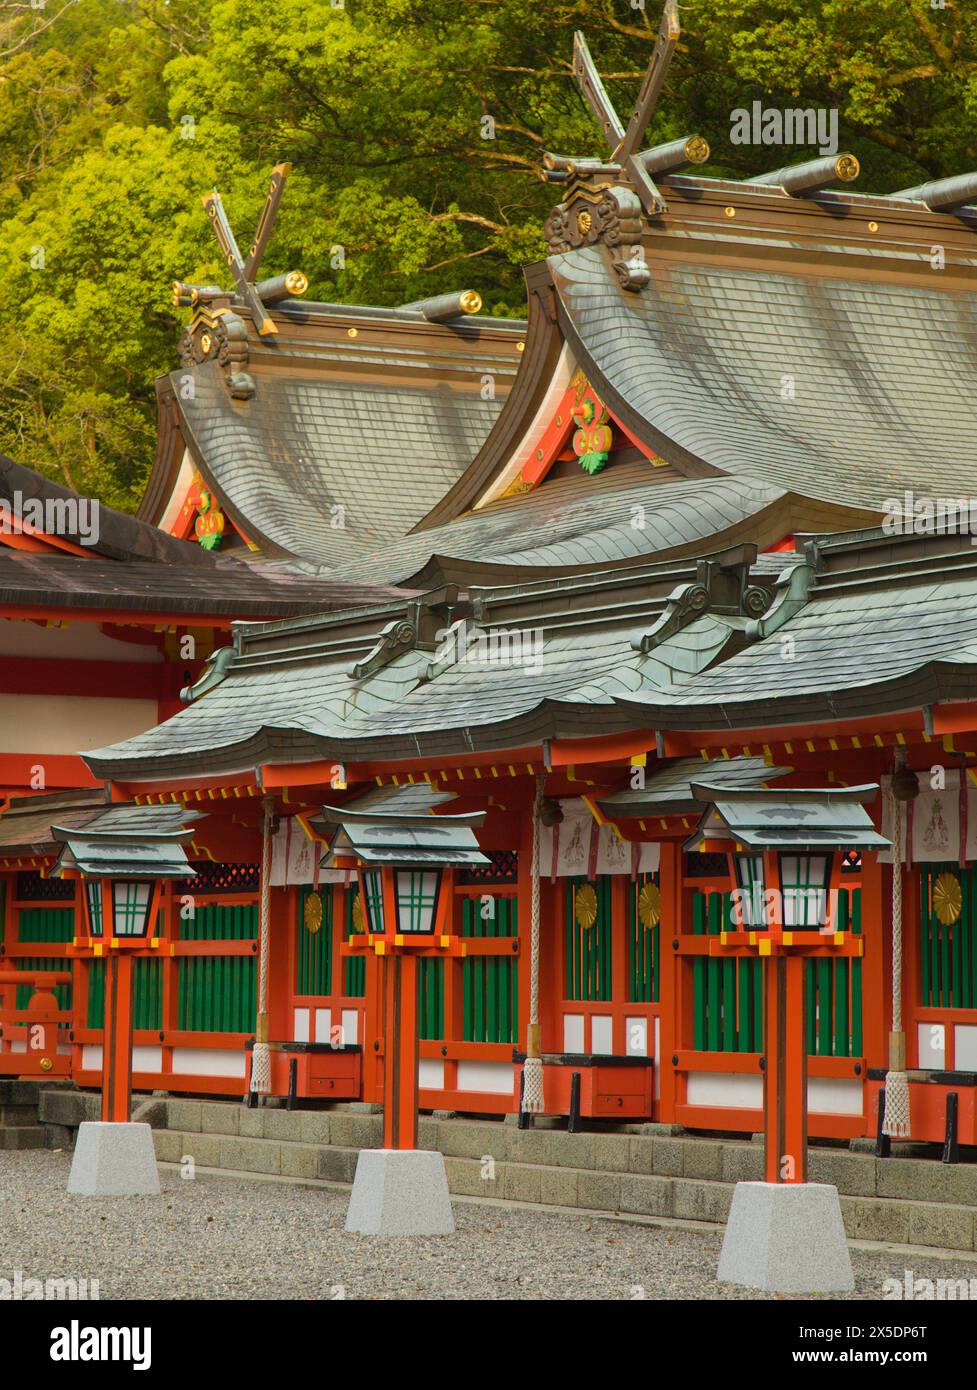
351;893;366;934
638;881;661;930
303;891;323;934
575;883;599;930
934;871;963;926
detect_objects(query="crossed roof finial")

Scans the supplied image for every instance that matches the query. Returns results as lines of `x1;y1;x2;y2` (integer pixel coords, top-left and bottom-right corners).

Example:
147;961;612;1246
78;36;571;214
570;0;681;215
173;163;308;334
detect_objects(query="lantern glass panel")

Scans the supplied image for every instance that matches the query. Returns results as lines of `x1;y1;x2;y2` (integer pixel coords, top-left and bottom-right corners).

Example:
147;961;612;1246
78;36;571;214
394;869;441;934
734;854;765;927
780;854;831;928
362;870;385;934
85;881;104;938
111;879;154;937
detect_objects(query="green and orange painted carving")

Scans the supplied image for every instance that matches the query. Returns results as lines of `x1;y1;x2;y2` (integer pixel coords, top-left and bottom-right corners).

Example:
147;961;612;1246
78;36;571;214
572;387;612;474
194;486;225;550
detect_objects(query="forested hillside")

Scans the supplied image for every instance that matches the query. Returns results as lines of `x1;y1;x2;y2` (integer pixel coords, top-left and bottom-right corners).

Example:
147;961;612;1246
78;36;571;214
0;0;972;508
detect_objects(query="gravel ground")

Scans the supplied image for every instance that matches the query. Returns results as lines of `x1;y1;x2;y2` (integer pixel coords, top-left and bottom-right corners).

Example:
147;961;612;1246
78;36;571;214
0;1149;974;1301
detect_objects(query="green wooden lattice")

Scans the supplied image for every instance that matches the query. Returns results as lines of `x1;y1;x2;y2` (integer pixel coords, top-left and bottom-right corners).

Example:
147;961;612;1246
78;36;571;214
462;893;518;1043
565;876;612;1002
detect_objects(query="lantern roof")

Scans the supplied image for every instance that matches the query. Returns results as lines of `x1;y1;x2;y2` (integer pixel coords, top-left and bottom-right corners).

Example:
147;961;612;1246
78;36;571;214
596;754;792;820
314;805;488;867
684;783;891;853
50;804;203;879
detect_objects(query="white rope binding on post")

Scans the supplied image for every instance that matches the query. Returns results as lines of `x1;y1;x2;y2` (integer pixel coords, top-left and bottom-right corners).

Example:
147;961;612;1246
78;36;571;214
883;764;911;1138
250;797;274;1097
521;775;546;1114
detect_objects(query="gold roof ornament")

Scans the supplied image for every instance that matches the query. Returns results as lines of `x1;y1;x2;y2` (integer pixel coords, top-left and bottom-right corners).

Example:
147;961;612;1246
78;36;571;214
575;883;599;930
933;871;962;926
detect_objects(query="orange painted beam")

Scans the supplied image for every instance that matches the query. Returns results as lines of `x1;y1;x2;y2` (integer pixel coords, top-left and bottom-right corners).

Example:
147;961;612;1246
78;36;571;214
115;774;260;799
0;604;238;628
0;657;170;699
662;712;925;758
550;731;655;767
0;517;92;557
0;754;100;790
518;386;577;488
931;701;977;735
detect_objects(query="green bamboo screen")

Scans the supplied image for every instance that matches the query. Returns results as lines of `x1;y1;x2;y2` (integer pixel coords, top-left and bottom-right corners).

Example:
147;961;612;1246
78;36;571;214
418;958;444;1039
920;864;977;1008
344;890;367;998
295;887;332;996
176;903;256;1033
690;888;863;1058
564;876;612;1001
804;887;863;1057
15;907;73;1008
628;873;660;1003
462;893;518;1043
86;957;163;1030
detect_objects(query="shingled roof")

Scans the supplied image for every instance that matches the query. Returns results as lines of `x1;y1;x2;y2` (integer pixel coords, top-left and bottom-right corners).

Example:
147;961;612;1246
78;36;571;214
81;545;773;780
615;525;977;730
342;470;872;588
397;163;977;581
0;454;213;566
0;549;412;619
0;454;411;618
549;227;977;512
144;299;526;568
82;516;977;783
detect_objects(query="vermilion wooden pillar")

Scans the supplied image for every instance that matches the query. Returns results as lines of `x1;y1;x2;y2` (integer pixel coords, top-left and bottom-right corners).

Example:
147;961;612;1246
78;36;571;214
760;849;805;1184
762;951;808;1183
378;863;423;1151
657;840;684;1123
101;952;135;1124
382;951;420;1150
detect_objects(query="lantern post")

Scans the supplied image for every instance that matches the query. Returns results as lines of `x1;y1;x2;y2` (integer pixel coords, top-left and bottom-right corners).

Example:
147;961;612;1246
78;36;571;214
316;804;488;1235
685;783;890;1293
51;806;201;1196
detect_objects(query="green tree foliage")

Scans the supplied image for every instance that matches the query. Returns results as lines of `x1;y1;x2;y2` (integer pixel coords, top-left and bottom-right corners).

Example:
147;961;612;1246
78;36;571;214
1;0;974;506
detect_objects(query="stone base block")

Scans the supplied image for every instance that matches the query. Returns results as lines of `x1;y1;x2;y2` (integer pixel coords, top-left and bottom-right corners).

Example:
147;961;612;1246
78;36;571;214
344;1148;454;1235
67;1122;161;1196
717;1181;854;1293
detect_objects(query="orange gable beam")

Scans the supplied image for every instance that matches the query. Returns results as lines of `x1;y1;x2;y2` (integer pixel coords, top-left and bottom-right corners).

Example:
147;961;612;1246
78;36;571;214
518;386;577;488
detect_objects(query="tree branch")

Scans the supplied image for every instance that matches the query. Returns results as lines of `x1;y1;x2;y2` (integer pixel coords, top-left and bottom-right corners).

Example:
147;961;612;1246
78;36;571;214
0;0;80;60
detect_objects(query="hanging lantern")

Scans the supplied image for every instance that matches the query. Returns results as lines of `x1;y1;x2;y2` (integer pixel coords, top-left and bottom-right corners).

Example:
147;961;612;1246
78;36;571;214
733;853;832;928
